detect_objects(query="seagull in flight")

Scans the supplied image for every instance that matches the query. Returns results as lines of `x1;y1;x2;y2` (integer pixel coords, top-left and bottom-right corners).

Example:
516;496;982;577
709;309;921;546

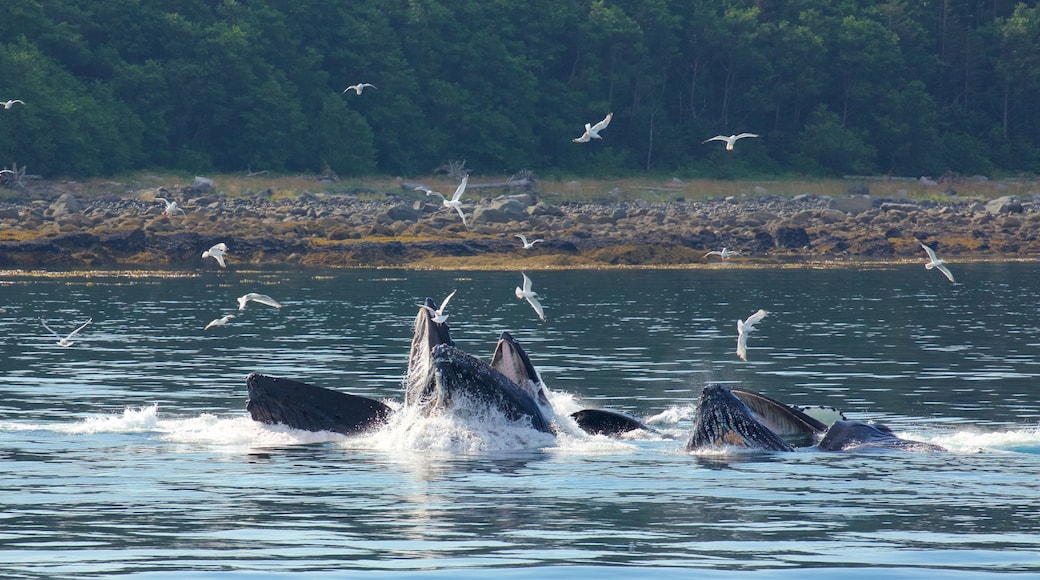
237;293;283;311
202;243;228;268
573;112;613;143
736;309;768;361
204;314;235;330
41;317;92;348
702;133;759;151
154;197;185;216
342;83;375;95
515;234;544;249
424;176;469;226
2;99;25;109
705;247;741;261
419;289;456;324
920;242;955;283
515;273;546;321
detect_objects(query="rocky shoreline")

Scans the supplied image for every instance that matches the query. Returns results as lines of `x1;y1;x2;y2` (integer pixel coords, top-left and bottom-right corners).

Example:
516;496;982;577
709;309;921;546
1;177;1038;270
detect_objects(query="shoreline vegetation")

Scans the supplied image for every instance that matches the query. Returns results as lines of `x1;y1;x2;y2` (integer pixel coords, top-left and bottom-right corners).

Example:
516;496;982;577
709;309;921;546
1;172;1039;271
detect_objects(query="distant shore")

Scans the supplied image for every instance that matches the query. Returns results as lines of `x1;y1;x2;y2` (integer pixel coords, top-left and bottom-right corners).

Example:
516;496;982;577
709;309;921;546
1;175;1038;270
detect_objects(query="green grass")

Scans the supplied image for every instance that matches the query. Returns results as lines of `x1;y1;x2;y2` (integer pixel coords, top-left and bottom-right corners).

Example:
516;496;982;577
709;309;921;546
48;171;1040;205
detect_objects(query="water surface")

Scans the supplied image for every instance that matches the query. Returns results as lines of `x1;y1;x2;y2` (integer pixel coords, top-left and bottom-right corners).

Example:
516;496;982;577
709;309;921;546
2;264;1040;578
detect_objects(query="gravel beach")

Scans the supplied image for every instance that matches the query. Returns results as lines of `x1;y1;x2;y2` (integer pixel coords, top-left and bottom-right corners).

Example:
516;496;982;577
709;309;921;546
2;176;1038;270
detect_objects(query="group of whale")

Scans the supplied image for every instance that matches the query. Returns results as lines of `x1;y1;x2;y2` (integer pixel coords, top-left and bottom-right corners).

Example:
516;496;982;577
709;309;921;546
245;300;944;453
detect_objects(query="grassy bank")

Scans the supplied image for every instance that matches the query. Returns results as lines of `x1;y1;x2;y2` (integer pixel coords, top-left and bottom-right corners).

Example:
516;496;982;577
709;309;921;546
18;171;1038;205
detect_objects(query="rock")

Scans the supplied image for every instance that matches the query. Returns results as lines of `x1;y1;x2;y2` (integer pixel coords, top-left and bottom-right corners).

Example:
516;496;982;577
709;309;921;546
828;195;873;215
472;197;528;224
47;193;81;218
383;203;421;222
774;226;809;249
985;196;1022;215
192;176;216;193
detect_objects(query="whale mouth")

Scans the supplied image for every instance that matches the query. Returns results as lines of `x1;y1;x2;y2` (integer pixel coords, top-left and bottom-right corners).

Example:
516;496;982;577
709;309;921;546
405;299;455;407
490;331;550;408
685;384;795;452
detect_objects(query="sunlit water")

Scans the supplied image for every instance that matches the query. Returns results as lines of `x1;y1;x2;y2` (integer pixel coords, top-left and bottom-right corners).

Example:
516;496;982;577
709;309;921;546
3;264;1040;578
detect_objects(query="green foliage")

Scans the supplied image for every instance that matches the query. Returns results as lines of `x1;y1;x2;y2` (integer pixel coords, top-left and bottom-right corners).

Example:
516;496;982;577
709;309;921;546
0;0;1037;178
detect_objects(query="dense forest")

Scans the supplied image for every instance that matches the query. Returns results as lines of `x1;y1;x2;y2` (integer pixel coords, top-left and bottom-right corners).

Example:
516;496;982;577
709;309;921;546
0;0;1038;180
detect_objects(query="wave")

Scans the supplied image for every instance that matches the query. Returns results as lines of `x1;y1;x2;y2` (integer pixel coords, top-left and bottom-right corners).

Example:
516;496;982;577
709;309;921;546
4;402;1038;455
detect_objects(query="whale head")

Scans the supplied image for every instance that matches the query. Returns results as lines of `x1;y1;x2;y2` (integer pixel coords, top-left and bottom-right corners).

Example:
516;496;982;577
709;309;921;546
685;384;795;452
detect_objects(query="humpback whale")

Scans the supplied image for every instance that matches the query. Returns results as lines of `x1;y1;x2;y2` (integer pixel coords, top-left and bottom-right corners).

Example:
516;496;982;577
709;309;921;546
245;298;653;438
685;383;943;453
817;420;946;452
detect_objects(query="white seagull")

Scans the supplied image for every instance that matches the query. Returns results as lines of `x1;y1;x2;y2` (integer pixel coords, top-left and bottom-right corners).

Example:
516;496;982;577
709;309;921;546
343;83;375;95
202;243;228;268
705;247;741;261
515;273;546;321
424;175;469;226
41;317;92;348
573;112;613;143
2;99;25;109
154;197;186;216
237;293;284;311
736;309;769;361
920;243;955;283
419;289;457;324
204;314;235;330
703;133;759;151
515;234;544;249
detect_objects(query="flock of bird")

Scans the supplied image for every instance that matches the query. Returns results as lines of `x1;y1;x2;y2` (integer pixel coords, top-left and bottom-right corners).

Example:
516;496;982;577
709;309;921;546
17;85;956;359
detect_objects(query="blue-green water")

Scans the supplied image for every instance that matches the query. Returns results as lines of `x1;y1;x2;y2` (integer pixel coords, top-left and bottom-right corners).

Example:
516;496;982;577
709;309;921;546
2;264;1040;578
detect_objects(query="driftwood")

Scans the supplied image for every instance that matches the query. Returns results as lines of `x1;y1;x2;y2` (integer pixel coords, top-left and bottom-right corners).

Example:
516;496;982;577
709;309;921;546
0;163;27;189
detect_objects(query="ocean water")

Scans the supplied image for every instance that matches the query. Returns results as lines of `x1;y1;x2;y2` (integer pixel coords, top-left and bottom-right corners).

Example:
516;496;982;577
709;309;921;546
2;264;1040;578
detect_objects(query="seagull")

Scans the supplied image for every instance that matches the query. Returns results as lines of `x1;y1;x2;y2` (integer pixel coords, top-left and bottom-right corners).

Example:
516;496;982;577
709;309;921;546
2;100;25;109
702;133;759;150
342;83;375;95
705;247;741;261
920;242;955;283
419;289;457;324
41;317;92;348
424;176;469;226
154;197;186;216
204;314;235;330
573;112;613;143
736;309;768;361
237;293;283;311
515;234;544;249
202;243;228;268
515;273;546;321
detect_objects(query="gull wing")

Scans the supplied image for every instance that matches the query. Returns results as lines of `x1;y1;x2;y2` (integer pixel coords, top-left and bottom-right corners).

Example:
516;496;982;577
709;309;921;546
450;176;468;202
936;264;955;283
67;318;92;338
744;309;769;328
702;135;728;144
438;289;457;315
920;243;939;262
525;295;546;321
521;272;534;294
734;133;759;140
454;205;468;226
590;112;612;133
40;318;63;339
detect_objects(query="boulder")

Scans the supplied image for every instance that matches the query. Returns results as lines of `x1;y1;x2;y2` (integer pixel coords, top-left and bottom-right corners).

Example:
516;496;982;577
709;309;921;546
774;226;810;249
827;195;873;215
46;193;81;218
984;196;1022;215
192;176;216;193
472;197;528;224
